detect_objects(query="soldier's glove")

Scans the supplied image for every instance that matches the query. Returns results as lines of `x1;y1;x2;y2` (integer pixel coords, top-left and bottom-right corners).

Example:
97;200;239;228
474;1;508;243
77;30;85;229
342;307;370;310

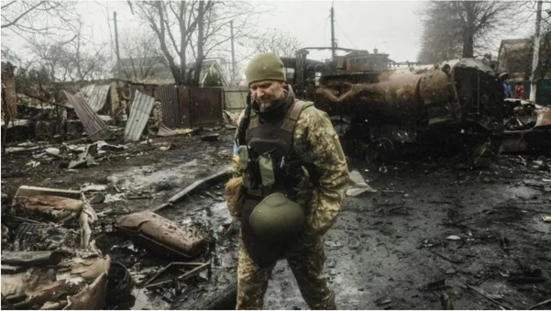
225;177;244;218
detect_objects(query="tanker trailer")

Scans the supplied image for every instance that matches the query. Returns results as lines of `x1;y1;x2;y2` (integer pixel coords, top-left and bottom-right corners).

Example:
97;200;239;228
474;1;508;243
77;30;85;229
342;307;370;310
313;58;504;165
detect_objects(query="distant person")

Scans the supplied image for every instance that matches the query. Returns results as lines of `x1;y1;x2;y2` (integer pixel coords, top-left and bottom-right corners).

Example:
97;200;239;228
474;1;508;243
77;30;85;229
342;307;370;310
515;82;525;99
499;73;513;98
503;81;513;98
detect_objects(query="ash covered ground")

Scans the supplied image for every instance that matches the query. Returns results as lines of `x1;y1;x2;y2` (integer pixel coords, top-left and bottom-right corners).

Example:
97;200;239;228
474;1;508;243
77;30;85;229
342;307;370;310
2;128;550;310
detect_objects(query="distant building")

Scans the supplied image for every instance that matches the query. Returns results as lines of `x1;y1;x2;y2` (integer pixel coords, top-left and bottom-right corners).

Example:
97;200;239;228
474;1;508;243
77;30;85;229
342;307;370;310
118;56;174;84
193;59;229;87
497;39;533;82
117;57;228;86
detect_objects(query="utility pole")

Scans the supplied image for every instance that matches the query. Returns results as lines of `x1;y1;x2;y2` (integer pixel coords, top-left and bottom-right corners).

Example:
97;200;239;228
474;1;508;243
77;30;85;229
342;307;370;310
230;20;236;86
530;0;543;102
330;5;336;62
114;11;122;80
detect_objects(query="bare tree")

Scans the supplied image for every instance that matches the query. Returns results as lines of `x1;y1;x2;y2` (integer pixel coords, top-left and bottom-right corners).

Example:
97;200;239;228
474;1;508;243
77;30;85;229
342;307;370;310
419;1;514;63
118;28;166;82
252;28;301;57
29;38;108;82
128;0;262;86
26;19;108;83
1;1;78;40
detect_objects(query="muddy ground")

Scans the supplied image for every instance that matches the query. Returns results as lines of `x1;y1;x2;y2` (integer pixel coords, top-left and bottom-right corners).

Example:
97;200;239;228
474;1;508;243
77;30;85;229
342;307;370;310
2;128;550;310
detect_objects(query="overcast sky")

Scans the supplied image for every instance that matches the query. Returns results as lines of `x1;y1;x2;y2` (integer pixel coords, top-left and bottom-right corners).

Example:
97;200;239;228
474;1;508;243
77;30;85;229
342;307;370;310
73;1;425;64
2;0;543;69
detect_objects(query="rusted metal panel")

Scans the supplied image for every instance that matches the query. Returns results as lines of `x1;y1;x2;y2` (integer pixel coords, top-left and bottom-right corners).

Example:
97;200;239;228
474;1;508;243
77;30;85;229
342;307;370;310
178;86;192;128
124;90;155;141
157;85;178;128
80;85;110;113
63;91;110;141
190;87;223;126
157;85;191;128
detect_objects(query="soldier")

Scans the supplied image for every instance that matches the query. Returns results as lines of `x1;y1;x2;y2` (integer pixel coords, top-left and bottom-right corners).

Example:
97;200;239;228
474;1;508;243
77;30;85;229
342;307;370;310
225;53;349;310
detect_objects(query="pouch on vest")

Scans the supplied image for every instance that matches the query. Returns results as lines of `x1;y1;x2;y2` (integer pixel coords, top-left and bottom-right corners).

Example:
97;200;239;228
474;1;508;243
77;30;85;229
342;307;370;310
258;154;275;187
237;145;248;171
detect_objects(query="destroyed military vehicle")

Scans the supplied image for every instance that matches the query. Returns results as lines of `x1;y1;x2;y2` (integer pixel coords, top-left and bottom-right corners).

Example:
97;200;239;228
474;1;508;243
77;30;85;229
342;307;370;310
284;48;504;165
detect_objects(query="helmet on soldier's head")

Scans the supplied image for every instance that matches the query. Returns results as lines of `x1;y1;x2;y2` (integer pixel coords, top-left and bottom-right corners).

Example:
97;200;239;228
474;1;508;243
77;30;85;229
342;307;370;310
249;192;305;243
245;53;286;86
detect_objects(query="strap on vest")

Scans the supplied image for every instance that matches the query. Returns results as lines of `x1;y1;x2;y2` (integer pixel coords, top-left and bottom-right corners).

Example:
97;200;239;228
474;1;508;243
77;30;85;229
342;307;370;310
249;113;260;130
281;100;314;133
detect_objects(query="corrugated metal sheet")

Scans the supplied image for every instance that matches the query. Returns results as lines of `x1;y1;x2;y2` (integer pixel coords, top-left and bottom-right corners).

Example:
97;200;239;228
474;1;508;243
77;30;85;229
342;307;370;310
125;90;155;141
63;91;110;141
128;85;143;112
79;84;110;112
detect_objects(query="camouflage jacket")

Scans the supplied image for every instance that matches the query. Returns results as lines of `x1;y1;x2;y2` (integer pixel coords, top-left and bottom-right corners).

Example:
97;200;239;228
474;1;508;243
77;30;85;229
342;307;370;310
232;89;349;235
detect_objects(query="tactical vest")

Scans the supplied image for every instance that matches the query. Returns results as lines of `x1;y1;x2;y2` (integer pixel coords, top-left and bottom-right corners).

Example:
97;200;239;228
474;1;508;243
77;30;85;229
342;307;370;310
238;100;314;267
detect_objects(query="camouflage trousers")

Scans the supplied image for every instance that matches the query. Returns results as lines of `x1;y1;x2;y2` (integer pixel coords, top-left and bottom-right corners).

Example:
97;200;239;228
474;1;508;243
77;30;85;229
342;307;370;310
236;228;336;310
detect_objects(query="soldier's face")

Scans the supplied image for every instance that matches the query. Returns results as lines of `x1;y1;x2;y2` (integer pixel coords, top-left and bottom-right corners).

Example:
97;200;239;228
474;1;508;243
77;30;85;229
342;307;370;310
250;80;285;109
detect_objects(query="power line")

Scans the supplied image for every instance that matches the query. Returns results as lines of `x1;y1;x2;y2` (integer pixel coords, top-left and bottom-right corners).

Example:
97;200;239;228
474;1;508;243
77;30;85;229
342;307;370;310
336;21;357;49
299;15;328;43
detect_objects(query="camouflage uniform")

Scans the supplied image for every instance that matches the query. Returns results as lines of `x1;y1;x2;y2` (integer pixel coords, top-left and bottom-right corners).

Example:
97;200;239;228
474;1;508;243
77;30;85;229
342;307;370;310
231;88;349;310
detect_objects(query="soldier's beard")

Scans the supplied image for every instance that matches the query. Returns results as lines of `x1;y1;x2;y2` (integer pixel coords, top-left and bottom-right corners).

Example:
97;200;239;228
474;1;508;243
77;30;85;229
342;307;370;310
259;100;274;111
258;94;285;112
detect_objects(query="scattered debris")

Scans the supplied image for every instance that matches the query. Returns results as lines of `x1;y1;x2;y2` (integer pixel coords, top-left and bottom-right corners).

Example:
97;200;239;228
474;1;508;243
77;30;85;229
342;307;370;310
80;183;108;192
68;143;99;169
529;298;551;310
104;193;125;203
347;170;377;196
465;284;512;310
12;185;97;249
439;292;454;310
200;134;220;142
375;298;392;306
445;235;462;241
115;211;208;258
152;169;231;212
157;123;195;137
428;249;463;264
427;279;447;291
542;216;551;223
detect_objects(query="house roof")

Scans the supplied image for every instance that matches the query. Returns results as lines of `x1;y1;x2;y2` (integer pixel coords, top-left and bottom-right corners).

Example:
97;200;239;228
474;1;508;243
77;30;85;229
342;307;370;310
119;56;167;68
499;39;532;55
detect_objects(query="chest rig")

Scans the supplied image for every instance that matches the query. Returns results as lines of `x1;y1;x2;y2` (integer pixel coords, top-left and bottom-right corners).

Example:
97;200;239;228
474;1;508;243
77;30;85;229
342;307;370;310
237;98;313;267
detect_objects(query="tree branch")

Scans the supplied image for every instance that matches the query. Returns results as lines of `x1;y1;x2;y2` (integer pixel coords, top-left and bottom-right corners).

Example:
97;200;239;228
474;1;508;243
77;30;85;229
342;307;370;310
1;1;47;28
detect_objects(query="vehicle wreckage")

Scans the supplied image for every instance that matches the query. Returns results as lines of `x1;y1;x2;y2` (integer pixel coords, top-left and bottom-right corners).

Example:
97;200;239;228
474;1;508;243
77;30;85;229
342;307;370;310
285;48;506;165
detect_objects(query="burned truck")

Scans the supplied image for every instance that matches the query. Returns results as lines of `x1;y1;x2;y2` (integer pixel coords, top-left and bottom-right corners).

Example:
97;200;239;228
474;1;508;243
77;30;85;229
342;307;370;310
287;49;504;164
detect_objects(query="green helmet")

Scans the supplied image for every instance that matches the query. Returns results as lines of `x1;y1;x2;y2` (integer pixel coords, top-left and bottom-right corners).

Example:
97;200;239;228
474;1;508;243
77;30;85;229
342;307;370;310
249;192;305;243
245;53;286;86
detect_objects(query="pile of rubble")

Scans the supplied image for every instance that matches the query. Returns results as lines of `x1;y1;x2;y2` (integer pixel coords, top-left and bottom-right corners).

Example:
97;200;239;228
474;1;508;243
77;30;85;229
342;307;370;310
1;183;215;309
